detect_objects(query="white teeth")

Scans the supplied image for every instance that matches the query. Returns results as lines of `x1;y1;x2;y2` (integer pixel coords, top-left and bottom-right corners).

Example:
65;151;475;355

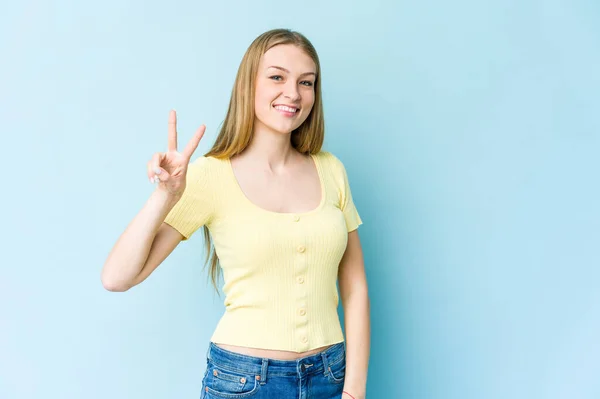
274;105;298;113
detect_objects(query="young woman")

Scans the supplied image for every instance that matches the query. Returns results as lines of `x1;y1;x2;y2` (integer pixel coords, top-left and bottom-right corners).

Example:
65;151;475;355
101;28;370;399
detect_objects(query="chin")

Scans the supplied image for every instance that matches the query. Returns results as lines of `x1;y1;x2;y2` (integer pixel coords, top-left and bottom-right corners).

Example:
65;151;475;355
262;121;300;135
273;126;296;135
255;113;306;135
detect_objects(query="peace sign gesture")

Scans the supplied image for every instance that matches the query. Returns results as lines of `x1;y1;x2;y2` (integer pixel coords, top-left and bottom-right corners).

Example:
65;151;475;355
147;110;206;198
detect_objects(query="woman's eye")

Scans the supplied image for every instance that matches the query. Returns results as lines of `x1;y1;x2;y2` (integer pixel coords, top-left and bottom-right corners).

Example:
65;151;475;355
269;76;313;87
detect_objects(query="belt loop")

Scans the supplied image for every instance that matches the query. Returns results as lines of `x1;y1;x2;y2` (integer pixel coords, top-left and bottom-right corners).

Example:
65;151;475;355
206;342;212;362
321;351;330;376
260;358;268;385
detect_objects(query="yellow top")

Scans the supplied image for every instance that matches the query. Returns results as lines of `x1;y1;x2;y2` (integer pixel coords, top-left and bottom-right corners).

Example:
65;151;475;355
164;151;362;352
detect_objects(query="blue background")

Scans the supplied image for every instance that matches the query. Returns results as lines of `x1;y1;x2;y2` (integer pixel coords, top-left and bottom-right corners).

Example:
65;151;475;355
1;0;599;398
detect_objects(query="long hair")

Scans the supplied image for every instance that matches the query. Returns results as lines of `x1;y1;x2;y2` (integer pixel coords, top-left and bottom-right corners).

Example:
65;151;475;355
202;28;325;294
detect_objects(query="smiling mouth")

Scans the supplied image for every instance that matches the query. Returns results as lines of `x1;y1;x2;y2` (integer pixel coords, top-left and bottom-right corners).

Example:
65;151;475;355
273;105;300;114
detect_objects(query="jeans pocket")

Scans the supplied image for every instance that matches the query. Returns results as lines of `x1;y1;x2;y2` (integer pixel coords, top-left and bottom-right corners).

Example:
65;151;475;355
204;363;261;398
326;359;346;384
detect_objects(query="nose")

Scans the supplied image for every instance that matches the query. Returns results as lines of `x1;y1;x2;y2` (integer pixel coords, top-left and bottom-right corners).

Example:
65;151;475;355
283;80;301;102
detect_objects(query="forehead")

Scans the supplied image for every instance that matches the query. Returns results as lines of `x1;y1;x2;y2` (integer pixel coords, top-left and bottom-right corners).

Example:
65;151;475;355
260;44;316;73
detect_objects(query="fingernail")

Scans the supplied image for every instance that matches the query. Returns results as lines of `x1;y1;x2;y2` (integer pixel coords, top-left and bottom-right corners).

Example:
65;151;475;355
154;168;161;175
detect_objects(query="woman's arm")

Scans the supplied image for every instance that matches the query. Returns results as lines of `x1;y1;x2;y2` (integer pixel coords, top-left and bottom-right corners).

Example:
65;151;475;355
101;189;184;292
101;110;206;292
338;229;371;399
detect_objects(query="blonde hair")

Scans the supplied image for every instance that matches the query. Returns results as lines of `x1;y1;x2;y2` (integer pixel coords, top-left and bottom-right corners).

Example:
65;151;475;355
202;28;325;293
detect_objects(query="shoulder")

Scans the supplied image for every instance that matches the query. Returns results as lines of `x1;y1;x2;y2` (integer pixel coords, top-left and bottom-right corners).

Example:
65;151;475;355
189;154;224;167
187;155;227;174
183;155;228;189
313;150;347;174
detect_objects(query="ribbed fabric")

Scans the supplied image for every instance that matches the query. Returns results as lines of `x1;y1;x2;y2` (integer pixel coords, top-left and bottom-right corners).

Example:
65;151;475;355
164;151;362;352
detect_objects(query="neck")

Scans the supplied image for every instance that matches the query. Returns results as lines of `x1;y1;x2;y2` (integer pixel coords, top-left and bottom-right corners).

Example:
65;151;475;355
242;120;298;170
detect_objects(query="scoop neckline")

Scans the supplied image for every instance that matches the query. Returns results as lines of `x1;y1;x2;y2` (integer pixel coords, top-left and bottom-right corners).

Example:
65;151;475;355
225;152;326;216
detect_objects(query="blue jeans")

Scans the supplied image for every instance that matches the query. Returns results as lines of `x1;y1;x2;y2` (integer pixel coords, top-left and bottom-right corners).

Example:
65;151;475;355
200;341;346;399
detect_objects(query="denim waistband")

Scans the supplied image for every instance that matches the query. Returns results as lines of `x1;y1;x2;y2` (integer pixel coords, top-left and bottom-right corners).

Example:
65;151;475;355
206;341;345;378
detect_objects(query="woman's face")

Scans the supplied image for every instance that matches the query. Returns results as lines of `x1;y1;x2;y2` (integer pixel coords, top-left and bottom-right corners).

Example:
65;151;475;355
254;44;317;136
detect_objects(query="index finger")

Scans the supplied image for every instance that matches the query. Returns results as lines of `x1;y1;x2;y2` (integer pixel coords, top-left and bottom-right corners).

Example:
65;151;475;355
181;124;206;160
168;109;177;152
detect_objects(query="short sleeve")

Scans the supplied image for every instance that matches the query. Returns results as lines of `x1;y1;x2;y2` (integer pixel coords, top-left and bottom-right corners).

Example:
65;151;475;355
330;154;363;232
163;156;216;240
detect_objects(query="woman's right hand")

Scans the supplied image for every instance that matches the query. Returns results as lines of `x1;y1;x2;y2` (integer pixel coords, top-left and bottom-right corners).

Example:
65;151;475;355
147;110;206;198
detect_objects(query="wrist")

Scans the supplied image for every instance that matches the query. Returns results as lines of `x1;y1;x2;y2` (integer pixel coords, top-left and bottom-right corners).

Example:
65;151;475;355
152;187;181;207
342;390;365;399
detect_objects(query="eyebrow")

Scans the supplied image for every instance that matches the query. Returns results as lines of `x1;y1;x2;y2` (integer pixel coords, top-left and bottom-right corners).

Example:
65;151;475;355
267;66;316;77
